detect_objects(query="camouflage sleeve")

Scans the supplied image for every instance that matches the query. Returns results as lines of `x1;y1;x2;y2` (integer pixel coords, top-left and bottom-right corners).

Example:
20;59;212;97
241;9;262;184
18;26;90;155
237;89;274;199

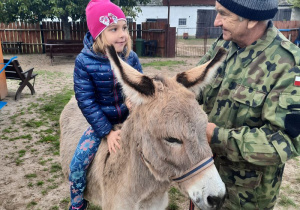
210;66;300;166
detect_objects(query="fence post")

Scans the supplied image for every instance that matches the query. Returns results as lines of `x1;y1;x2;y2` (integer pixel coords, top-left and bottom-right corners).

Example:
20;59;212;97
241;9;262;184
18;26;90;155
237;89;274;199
0;40;8;99
204;27;208;55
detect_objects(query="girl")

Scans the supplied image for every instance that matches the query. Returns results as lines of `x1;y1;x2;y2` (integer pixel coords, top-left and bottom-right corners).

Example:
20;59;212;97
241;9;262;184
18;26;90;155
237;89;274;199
69;0;142;209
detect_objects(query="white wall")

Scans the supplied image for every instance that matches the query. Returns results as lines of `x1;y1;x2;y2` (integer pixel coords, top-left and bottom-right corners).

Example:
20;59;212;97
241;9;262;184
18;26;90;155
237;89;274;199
291;8;300;21
132;6;214;36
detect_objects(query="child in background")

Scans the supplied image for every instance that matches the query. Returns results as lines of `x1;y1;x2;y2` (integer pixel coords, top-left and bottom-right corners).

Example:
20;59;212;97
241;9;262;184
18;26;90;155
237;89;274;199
69;0;143;209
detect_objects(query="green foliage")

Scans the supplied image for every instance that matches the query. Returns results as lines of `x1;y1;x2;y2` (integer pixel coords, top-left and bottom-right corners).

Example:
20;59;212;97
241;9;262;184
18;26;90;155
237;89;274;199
0;0;151;24
50;163;62;173
25;173;38;179
18;150;26;157
288;0;300;8
278;194;297;207
27;201;37;208
36;181;44;186
167;187;185;210
0;0;53;23
0;0;150;39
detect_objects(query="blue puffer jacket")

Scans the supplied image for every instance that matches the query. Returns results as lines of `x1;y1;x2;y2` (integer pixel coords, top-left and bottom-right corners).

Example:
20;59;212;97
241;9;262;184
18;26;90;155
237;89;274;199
74;32;143;139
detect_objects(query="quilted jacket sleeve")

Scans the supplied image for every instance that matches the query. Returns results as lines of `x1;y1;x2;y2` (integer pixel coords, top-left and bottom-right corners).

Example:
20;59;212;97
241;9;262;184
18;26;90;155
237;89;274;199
74;56;112;139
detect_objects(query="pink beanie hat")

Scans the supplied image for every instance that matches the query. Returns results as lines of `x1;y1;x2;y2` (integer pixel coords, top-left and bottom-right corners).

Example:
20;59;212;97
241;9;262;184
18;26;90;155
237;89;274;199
86;0;126;39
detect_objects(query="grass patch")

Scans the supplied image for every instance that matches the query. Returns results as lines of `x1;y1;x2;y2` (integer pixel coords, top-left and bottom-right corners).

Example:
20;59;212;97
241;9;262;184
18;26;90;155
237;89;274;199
39;159;47;166
39;89;74;122
142;60;186;68
25;173;37;179
10;134;33;141
37;181;44;186
278;195;296;207
39;134;60;154
40;128;55;134
24;120;45;128
89;203;102;210
2;128;12;133
167;187;185;210
15;158;24;165
18;150;26;157
27;201;37;208
177;38;215;46
42;189;48;195
48;183;59;190
50;163;62;173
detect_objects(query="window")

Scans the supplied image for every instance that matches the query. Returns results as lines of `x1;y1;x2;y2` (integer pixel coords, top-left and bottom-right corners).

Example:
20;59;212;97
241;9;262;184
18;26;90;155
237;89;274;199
178;18;187;26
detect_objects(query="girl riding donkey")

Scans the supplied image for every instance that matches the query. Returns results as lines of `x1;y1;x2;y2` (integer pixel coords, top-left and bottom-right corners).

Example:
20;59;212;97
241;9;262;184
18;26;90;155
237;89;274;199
69;0;142;209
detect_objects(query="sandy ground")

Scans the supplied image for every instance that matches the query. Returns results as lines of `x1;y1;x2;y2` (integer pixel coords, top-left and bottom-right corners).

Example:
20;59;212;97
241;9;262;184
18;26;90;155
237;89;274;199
0;53;299;210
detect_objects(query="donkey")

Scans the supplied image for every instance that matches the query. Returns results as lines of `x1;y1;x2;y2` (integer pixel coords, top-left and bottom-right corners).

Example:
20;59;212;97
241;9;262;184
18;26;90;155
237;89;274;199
60;45;228;210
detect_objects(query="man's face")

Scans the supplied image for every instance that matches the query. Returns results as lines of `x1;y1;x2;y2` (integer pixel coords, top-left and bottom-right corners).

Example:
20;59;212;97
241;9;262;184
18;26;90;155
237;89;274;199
214;2;249;44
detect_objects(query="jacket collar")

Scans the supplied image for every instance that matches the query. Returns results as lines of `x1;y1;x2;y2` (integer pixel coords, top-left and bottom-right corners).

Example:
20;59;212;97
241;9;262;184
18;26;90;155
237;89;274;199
226;21;278;67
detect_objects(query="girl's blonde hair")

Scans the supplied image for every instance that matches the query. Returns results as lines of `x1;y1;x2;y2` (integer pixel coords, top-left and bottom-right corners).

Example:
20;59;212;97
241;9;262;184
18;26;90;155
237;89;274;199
92;30;132;58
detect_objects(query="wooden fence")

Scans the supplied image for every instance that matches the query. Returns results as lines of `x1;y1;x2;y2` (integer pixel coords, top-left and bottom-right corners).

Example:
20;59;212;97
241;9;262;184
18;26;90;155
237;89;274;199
0;21;88;54
0;20;298;56
140;21;175;57
0;21;176;57
273;21;300;43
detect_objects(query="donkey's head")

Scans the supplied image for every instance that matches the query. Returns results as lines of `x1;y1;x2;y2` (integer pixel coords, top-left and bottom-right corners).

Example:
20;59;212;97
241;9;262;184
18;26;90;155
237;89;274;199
107;46;227;210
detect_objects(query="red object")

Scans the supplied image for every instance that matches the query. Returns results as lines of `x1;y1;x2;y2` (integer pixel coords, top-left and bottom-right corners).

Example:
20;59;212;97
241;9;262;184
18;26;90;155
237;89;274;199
189;199;195;210
294;76;300;86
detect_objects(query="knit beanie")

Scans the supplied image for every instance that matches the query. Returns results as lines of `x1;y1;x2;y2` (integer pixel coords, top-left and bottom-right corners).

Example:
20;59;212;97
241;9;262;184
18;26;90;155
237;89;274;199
217;0;278;21
86;0;126;39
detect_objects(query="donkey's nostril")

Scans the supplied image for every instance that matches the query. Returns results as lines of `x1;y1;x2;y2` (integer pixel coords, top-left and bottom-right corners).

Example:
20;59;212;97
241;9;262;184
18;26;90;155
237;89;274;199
207;196;223;209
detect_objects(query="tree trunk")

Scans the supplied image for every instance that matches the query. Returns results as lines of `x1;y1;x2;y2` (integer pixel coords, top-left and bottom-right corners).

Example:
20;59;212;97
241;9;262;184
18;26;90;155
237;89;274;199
61;16;71;40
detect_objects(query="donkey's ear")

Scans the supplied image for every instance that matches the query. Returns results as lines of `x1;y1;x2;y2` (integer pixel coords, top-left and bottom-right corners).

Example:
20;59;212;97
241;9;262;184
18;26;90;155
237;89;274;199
106;45;155;105
175;47;227;96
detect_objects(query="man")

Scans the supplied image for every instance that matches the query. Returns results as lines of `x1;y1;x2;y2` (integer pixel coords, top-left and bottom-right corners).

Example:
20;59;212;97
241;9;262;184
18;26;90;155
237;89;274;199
198;0;300;209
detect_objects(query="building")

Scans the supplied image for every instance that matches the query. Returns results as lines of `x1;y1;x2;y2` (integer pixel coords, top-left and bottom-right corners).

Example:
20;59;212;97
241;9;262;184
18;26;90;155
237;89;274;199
131;0;293;36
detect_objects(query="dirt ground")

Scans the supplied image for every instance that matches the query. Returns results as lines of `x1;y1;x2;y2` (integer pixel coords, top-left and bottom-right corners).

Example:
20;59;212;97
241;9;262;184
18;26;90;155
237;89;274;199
0;53;299;210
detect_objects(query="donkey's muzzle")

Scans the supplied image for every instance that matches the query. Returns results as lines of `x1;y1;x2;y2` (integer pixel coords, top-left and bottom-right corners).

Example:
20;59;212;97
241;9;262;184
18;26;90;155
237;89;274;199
207;195;225;210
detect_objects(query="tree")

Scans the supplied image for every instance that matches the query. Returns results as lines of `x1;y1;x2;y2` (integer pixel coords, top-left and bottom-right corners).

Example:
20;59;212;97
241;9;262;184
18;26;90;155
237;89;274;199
288;0;300;8
288;0;300;20
0;0;150;39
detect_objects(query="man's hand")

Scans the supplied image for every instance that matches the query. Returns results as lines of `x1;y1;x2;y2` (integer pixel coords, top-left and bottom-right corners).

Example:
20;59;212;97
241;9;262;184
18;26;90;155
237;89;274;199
206;123;216;144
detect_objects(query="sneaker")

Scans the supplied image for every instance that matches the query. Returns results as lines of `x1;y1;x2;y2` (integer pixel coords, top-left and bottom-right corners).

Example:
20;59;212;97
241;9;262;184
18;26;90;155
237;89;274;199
69;199;89;210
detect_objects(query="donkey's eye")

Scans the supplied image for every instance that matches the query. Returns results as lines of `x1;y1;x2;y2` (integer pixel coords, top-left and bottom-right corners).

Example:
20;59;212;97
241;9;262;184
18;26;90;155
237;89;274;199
165;137;182;144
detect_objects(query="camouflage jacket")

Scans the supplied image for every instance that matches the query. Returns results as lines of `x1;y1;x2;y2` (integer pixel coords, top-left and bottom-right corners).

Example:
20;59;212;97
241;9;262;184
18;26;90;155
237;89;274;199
198;21;300;209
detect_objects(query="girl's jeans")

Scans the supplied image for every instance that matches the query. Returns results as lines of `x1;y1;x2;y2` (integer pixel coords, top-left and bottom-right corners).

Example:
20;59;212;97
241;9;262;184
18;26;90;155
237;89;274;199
69;126;101;208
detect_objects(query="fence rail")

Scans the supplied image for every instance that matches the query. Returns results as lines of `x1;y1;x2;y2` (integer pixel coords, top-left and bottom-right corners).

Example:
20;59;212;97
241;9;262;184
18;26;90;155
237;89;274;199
1;20;299;57
175;21;300;57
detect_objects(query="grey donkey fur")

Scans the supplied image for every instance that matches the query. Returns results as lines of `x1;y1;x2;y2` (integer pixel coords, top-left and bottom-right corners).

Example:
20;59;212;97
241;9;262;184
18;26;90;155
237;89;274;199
60;46;228;210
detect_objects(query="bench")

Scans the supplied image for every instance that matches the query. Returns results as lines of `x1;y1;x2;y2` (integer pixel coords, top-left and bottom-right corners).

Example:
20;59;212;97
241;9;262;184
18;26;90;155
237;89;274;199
1;41;23;54
3;58;38;100
45;39;83;65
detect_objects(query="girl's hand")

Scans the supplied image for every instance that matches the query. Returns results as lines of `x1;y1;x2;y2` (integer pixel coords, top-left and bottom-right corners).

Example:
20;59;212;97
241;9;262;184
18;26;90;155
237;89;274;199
206;123;216;144
125;98;132;111
106;129;121;153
